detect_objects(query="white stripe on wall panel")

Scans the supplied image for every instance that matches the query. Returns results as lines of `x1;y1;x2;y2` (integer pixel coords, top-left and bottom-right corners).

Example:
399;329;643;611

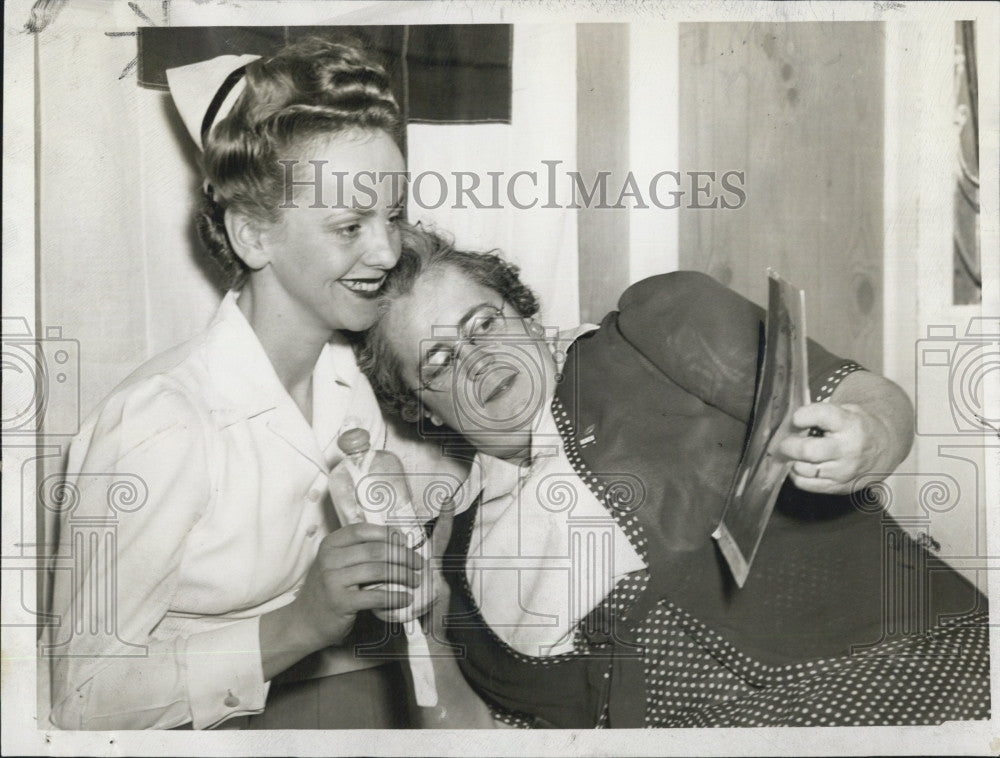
406;24;579;332
628;23;680;284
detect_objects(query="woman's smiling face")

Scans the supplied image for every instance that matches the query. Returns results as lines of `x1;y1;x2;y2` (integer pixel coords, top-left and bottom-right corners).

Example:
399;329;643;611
255;128;407;333
383;265;557;459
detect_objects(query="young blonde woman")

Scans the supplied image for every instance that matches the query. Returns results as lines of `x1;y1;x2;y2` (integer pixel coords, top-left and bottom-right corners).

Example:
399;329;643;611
48;38;430;730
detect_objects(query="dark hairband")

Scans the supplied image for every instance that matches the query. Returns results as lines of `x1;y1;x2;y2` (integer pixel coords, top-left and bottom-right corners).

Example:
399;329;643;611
200;64;249;146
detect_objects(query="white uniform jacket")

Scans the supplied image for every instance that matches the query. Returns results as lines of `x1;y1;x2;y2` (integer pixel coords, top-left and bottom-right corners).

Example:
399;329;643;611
46;292;388;730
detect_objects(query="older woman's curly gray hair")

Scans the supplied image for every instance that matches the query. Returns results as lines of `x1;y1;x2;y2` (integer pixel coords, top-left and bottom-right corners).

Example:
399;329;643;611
355;224;540;424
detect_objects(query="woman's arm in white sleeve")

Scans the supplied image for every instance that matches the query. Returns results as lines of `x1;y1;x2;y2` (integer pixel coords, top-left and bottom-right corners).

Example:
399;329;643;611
47;381;269;730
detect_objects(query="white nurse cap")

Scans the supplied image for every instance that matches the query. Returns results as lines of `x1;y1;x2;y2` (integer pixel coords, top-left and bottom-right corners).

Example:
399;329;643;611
166;53;262;151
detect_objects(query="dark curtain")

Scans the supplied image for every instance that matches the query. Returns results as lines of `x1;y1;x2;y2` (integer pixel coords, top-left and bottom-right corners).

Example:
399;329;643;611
953;20;980;305
137;25;512;125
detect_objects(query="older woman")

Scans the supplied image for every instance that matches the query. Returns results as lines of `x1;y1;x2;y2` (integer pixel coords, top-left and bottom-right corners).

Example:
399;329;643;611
47;38;429;730
357;226;989;728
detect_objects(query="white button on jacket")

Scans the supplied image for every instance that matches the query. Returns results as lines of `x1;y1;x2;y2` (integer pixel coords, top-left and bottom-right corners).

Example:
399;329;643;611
46;292;387;730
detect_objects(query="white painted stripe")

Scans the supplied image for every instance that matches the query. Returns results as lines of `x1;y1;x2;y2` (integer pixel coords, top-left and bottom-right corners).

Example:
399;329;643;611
628;22;680;284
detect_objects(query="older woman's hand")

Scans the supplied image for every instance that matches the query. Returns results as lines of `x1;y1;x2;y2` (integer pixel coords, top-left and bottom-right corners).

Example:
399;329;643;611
780;402;891;494
778;370;914;495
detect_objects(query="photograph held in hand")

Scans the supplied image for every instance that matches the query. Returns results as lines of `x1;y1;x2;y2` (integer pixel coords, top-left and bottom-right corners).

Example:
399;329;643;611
713;270;810;588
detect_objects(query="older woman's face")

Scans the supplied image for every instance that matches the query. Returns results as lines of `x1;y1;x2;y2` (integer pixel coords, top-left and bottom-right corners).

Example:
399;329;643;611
256;129;406;333
383;265;557;459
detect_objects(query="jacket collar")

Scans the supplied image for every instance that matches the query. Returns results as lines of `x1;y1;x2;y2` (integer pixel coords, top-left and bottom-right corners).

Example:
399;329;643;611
201;291;361;472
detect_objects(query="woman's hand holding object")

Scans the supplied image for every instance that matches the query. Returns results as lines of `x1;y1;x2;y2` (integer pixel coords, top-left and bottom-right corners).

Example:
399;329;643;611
259;522;424;680
779;401;894;495
293;522;425;646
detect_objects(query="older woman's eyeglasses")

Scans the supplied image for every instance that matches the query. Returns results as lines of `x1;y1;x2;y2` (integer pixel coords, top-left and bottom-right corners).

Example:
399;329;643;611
417;304;510;392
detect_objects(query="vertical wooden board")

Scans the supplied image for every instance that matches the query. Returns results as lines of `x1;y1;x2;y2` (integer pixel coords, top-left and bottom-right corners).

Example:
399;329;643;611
679;22;884;371
576;24;630;325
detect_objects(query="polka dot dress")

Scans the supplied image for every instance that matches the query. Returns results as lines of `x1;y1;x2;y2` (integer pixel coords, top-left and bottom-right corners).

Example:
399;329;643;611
558;365;987;727
635;601;988;727
473;364;989;728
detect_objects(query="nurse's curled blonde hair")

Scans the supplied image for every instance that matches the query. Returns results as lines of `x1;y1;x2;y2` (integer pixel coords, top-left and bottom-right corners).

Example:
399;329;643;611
196;37;402;288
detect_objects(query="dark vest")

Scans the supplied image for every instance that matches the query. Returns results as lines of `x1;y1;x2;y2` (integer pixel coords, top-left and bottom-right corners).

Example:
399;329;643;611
442;273;985;728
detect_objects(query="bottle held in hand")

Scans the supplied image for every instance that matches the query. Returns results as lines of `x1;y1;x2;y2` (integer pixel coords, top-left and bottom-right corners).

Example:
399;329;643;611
329;428;434;622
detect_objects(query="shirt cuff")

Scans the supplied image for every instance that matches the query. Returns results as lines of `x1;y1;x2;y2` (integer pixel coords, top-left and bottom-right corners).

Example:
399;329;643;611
184;617;270;729
812;362;866;403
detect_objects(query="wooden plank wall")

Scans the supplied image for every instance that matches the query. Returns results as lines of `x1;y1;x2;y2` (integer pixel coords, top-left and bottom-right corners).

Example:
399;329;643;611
678;22;884;372
576;24;631;326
